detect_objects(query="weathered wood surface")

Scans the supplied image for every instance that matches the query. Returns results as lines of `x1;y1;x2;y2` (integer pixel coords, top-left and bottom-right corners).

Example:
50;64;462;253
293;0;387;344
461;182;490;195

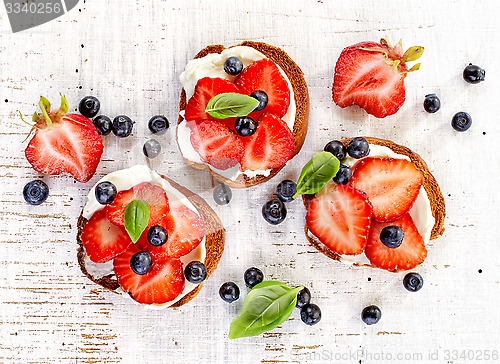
1;0;499;363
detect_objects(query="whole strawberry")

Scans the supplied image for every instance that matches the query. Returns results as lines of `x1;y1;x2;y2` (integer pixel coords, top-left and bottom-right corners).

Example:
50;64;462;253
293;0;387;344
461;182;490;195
333;38;423;118
24;94;104;182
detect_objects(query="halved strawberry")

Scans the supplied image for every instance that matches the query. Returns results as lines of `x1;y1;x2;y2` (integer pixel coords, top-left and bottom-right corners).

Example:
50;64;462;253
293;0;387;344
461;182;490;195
80;209;131;263
235;59;291;118
105;182;170;227
24;95;103;182
113;244;185;304
350;157;423;222
240;113;294;171
189;119;244;170
365;213;427;271
333;39;423;118
306;182;372;255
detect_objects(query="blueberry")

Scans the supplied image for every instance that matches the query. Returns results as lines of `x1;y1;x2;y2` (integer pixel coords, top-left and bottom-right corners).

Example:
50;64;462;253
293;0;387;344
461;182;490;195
148;115;169;134
262;199;287;225
184;261;207;284
78;96;100;118
361;305;381;325
130;251;152;275
463;64;485;84
276;180;296;202
324;140;347;161
92;115;112;135
451;112;472;132
296;287;311;308
244;267;264;288
235;116;257;137
300;303;321;325
423;94;441;113
112;115;134;137
147;225;168;246
213;184;232;205
143;139;161;158
250;90;268;112
95;181;117;205
347;137;370;159
23;180;49;205
223;57;243;76
333;164;352;185
380;225;404;249
403;272;424;292
219;282;240;303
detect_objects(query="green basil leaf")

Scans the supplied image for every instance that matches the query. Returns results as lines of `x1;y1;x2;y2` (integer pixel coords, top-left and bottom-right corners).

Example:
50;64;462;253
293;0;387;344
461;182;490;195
293;151;340;198
228;281;303;340
205;92;260;119
124;200;150;243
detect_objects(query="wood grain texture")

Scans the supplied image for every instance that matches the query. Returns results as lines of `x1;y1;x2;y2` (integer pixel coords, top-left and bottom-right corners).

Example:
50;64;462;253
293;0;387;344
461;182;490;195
1;0;500;363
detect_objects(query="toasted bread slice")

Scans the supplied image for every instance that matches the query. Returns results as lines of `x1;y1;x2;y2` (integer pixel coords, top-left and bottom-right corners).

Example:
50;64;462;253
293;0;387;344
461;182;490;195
76;176;225;308
178;41;309;188
303;137;445;265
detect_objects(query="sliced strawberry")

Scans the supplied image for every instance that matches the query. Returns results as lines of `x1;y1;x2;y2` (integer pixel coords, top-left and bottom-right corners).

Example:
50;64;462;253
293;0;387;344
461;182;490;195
240;113;294;171
80;209;131;263
24;95;103;182
105;182;170;227
365;213;427;271
113;244;185;304
350;157;423;222
189;119;244;170
306;182;372;255
235;59;290;118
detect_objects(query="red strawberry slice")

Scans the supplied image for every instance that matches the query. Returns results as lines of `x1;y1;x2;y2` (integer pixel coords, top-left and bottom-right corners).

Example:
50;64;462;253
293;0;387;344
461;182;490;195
189;119;244;170
80;209;131;263
105;182;170;227
333;39;423;118
240;113;294;171
306;182;372;255
365;213;427;271
235;59;291;118
113;244;185;304
24;95;103;182
350;157;423;222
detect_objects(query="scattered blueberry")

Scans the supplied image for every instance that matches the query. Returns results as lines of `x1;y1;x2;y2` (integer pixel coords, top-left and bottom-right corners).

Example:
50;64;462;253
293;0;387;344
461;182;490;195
361;305;382;325
451;111;472;132
92;115;112;135
300;303;322;325
78;96;100;118
380;225;405;249
235;117;257;137
244;267;264;288
147;226;168;247
262;199;287;225
250;90;268;111
112;115;134;137
423;94;441;113
184;261;207;284
333;164;352;185
219;282;240;303
130;251;152;275
143;139;161;158
276;180;296;202
148;115;169;134
23;180;49;205
95;181;117;205
213;184;232;205
463;64;485;84
296;287;311;308
324;140;347;161
347;137;369;159
403;272;424;292
224;57;244;76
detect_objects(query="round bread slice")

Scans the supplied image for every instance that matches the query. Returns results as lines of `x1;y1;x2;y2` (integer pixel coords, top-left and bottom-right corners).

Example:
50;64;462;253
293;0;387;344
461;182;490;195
302;137;446;265
178;41;309;188
76;176;225;308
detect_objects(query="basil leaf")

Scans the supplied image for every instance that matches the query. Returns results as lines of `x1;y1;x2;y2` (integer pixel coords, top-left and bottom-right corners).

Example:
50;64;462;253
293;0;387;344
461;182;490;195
228;281;303;340
124;200;150;243
293;151;340;198
205;92;260;119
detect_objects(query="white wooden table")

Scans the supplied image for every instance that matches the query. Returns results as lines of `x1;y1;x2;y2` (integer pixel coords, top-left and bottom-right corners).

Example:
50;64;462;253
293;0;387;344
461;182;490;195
1;1;499;363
